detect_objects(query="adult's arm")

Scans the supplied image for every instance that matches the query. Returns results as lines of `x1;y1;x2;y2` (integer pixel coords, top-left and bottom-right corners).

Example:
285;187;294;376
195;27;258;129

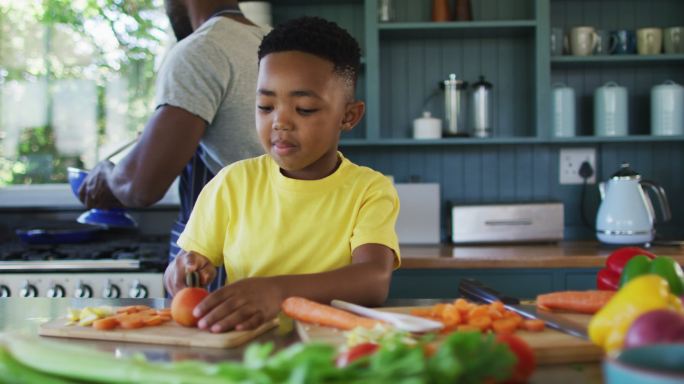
81;105;206;208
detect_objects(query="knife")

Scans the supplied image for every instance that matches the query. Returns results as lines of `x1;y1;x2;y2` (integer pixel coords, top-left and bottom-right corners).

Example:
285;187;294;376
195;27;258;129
458;278;589;339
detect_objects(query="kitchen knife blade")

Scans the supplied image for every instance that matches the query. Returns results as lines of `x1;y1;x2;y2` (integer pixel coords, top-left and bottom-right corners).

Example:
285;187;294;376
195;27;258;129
458;278;589;339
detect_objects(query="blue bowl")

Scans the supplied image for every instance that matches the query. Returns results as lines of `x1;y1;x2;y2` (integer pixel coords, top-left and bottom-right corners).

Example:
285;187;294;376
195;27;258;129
77;208;137;229
67;167;88;198
604;344;684;384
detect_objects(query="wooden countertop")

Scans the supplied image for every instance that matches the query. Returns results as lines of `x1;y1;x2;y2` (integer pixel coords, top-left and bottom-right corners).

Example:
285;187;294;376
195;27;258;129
399;241;684;269
0;298;603;383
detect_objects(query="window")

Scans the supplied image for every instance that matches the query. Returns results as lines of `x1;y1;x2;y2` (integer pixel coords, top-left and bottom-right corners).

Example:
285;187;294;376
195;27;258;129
0;0;170;186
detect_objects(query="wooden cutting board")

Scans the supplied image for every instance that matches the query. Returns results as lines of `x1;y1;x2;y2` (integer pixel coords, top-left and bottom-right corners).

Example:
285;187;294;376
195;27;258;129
39;317;278;349
296;306;603;365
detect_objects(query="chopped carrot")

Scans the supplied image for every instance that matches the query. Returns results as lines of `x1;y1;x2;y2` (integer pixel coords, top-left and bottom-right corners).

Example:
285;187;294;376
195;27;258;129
489;301;505;312
453;298;473;315
119;316;145;329
92;317;119;331
468;316;492;331
492;318;519;334
116;306;137;314
143;315;165;326
522;319;546;332
116;305;152;314
503;311;523;323
441;306;461;326
430;303;447;318
281;297;382;330
488;307;504;321
536;290;615;314
468;305;490;319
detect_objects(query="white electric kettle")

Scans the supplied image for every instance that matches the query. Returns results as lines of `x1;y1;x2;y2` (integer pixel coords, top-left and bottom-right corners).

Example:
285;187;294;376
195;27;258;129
596;163;671;245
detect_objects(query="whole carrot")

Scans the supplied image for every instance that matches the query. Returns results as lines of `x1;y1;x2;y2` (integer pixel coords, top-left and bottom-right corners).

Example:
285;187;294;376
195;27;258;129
537;290;615;314
281;297;382;330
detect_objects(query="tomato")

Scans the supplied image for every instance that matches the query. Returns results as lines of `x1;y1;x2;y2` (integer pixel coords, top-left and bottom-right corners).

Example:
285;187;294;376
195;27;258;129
605;247;656;275
335;342;379;367
496;334;535;384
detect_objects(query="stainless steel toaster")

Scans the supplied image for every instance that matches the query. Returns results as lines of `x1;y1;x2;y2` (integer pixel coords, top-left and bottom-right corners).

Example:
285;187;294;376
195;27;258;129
451;203;564;244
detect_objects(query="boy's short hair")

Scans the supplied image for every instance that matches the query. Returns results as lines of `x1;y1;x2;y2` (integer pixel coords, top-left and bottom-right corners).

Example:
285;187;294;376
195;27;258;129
258;16;361;90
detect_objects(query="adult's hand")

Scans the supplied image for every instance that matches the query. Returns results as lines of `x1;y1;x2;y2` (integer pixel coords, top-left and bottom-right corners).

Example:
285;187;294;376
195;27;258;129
78;160;123;209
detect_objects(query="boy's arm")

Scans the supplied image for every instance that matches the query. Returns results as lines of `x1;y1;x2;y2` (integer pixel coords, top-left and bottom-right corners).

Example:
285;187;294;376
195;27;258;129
273;243;395;305
192;244;395;333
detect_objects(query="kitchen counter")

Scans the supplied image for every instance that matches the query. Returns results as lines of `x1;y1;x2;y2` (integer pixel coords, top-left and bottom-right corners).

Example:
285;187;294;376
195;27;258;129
399;241;684;269
0;298;602;383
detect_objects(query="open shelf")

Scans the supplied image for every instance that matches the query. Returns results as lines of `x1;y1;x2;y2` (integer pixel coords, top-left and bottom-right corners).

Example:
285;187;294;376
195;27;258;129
340;135;684;146
378;20;537;38
546;135;684;144
552;54;684;66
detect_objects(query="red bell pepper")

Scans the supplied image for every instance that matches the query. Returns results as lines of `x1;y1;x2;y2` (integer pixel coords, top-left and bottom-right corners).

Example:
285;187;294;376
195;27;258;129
606;247;656;275
597;268;620;290
596;247;657;291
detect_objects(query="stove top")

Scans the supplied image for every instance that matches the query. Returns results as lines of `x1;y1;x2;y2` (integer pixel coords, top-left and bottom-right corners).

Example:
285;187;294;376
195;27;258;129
0;236;169;272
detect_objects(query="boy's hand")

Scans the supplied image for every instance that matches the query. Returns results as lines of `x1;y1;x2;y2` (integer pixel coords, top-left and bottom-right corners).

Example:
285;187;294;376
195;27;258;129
164;250;216;295
193;277;283;333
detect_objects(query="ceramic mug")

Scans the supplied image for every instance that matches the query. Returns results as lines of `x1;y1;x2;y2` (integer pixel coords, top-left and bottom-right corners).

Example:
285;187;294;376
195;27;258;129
550;27;566;56
651;80;684;136
552;84;576;137
610;30;637;54
595;82;628;136
637;28;663;55
594;30;611;55
570;26;598;56
664;26;684;54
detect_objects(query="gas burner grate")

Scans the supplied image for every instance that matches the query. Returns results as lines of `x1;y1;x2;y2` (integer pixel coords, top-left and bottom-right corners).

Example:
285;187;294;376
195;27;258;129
0;237;169;265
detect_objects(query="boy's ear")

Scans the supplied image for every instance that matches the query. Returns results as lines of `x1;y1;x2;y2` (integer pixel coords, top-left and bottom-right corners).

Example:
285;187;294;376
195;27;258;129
341;100;365;132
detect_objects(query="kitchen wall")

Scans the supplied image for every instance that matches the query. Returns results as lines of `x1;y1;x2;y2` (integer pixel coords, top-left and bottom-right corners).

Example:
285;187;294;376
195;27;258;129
342;142;684;241
285;0;684;242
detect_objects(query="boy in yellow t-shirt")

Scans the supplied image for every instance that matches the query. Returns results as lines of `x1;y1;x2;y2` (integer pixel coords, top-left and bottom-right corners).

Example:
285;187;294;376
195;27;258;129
164;16;400;333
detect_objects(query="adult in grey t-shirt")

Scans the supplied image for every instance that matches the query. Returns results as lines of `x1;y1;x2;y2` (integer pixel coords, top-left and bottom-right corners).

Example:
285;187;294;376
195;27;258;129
156;15;267;175
79;1;267;291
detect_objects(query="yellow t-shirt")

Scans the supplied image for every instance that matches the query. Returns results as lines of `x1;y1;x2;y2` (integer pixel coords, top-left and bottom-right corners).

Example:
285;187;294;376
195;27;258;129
176;153;400;283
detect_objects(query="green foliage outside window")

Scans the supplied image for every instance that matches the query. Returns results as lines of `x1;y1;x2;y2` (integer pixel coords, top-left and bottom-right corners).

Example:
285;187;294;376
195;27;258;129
0;0;167;186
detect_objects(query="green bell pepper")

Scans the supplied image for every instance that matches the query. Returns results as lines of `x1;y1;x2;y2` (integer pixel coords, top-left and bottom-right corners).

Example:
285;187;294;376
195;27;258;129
619;255;684;295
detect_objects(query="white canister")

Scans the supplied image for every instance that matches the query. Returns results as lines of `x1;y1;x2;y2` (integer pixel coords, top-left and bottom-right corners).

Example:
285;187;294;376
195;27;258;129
551;83;576;137
651;80;684;136
413;111;442;139
594;82;628;136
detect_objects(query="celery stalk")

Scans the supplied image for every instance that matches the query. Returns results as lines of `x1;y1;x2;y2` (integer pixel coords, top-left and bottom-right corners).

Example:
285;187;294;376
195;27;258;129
3;334;230;384
0;345;75;384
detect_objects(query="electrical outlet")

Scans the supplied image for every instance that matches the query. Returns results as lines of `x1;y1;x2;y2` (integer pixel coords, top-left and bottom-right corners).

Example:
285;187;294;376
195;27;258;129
559;147;597;185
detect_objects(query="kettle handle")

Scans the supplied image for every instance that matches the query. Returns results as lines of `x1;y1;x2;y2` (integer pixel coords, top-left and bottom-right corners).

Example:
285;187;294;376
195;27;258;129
640;180;672;223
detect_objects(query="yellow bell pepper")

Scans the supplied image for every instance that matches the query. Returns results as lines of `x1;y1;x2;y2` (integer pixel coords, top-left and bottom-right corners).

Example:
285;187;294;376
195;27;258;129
588;274;684;354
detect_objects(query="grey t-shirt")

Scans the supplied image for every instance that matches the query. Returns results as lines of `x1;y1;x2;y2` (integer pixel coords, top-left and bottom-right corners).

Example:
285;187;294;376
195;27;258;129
155;17;268;174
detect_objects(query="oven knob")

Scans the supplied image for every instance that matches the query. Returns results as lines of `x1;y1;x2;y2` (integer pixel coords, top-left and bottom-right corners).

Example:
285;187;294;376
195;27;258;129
0;285;10;298
47;284;66;298
20;282;38;298
103;283;121;299
74;283;93;298
129;280;148;299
